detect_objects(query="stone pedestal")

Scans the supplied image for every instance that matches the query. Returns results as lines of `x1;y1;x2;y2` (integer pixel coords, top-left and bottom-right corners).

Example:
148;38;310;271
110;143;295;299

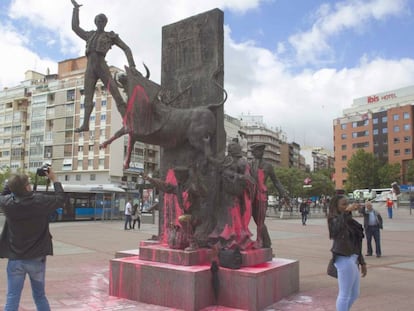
109;244;299;311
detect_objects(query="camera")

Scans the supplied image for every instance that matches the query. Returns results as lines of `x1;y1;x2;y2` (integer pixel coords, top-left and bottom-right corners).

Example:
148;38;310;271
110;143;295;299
36;163;51;177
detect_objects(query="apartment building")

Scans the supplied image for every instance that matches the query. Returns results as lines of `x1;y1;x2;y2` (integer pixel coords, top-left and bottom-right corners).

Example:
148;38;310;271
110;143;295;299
333;85;414;189
0;56;159;188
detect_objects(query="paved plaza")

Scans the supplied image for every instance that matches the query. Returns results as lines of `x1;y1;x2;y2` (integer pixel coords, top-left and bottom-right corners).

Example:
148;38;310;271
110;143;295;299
0;203;414;310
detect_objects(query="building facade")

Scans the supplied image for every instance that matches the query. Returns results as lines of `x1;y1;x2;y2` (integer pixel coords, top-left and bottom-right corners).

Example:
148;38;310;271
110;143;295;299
0;57;160;189
333;85;414;189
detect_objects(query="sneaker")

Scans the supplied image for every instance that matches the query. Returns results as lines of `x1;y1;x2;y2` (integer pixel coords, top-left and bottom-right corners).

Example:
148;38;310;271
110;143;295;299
365;253;372;256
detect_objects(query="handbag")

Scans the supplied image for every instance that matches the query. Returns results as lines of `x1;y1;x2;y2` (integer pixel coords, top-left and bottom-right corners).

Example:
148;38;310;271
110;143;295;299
327;257;337;278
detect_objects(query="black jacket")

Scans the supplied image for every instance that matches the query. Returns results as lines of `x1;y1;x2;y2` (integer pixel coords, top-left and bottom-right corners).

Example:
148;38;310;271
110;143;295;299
361;207;383;229
0;182;64;259
328;212;365;265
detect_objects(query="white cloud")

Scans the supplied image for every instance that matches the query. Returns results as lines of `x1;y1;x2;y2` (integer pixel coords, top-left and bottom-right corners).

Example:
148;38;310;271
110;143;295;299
288;0;409;66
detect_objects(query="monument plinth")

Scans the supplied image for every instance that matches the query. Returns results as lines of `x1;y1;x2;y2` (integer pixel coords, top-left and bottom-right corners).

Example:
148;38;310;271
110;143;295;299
110;244;299;311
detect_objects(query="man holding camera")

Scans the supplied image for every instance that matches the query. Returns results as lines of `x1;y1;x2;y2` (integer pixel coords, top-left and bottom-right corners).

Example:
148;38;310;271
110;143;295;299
0;167;64;311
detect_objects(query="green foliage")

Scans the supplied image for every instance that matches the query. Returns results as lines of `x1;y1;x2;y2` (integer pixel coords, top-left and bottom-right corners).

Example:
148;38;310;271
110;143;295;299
405;160;414;183
378;162;401;187
267;166;335;198
345;149;402;191
0;167;11;192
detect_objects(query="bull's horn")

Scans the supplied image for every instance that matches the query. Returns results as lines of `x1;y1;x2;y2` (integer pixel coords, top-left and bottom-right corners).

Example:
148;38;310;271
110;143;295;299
143;63;150;79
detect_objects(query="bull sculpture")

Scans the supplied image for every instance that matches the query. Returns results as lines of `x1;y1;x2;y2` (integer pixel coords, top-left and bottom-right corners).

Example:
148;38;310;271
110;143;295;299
100;66;227;169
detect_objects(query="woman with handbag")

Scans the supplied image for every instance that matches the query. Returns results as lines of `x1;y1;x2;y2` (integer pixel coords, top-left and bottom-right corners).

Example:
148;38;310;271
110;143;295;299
327;195;367;311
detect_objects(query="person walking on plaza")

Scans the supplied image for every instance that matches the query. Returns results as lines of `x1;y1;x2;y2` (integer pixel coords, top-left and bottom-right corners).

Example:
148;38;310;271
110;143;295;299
124;200;132;230
386;197;393;219
327;194;367;311
0;168;64;311
362;201;383;258
131;203;141;229
299;199;309;225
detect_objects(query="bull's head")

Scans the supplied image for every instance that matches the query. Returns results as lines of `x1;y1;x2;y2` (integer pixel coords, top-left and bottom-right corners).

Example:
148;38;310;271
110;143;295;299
122;65;162;104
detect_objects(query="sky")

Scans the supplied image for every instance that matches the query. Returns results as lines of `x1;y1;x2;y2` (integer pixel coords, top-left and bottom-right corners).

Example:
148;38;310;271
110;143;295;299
1;0;414;151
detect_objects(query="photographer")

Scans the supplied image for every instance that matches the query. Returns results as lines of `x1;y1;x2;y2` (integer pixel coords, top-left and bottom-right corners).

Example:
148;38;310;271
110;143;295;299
0;166;64;311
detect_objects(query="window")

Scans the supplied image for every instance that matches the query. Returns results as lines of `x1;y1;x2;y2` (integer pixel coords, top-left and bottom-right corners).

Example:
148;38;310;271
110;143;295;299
393;114;399;121
342;167;347;173
341;144;347;150
341;124;347;130
393;138;400;144
373;118;378;124
341;134;347;139
341;155;347;161
352;122;358;128
100;114;106;121
78;146;83;152
382;116;387;123
405;148;411;155
65;175;70;181
394;149;400;156
88;159;93;167
394;126;400;132
404;124;410;131
76;174;81;181
382;128;388;134
90;174;96;181
67;89;75;101
373;129;378;135
404;136;411;143
403;112;410;120
101;100;107;107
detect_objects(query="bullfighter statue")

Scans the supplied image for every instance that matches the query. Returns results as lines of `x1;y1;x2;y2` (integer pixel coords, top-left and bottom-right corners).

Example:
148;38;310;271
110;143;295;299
71;0;137;132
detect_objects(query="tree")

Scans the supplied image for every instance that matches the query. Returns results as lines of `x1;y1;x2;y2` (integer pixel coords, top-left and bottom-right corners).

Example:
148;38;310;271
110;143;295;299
405;160;414;184
345;149;380;192
270;167;306;198
378;162;401;187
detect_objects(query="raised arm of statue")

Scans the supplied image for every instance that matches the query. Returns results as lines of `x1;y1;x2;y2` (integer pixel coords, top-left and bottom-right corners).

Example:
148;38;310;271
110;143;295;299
71;0;87;40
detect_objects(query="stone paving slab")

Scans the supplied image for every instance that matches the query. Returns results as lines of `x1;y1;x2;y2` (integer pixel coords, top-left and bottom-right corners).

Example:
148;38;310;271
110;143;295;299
0;206;413;310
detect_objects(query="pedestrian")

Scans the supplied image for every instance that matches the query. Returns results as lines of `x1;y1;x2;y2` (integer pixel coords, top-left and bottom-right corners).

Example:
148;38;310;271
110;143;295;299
299;199;309;225
0;167;64;311
327;194;367;311
386;198;393;219
124;200;132;230
362;201;383;258
131;203;141;229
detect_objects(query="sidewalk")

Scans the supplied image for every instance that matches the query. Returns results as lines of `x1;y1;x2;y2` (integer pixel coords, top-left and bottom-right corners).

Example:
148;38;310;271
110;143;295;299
0;204;413;310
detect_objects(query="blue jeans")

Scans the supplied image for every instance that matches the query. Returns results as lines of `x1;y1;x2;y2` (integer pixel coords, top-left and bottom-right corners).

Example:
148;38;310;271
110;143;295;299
5;256;50;311
124;214;132;229
334;254;360;311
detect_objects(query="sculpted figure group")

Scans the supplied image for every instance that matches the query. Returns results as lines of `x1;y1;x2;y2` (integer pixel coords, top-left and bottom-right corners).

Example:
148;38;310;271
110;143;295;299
70;1;289;252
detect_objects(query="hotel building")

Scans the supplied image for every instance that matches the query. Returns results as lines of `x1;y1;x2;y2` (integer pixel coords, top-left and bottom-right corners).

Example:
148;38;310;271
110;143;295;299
333;85;414;189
